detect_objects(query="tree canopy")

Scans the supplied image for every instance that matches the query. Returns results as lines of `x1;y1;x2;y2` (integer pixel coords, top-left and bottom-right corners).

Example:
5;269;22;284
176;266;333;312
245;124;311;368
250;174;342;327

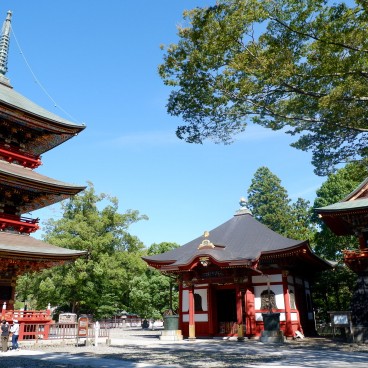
129;242;180;319
311;163;368;319
159;0;368;175
313;162;368;260
247;166;316;241
16;183;148;319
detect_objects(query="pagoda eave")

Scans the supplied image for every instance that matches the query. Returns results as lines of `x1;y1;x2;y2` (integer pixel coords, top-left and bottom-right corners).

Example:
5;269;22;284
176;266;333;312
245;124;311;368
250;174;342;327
0;250;86;261
0;94;86;133
0;161;86;212
0;106;85;156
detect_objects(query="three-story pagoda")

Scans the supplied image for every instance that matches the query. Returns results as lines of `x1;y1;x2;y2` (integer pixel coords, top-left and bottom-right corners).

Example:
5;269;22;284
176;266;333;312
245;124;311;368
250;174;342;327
0;11;86;311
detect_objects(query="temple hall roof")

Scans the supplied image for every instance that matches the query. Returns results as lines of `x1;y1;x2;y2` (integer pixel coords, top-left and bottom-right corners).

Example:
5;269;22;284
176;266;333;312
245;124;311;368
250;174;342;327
143;204;330;272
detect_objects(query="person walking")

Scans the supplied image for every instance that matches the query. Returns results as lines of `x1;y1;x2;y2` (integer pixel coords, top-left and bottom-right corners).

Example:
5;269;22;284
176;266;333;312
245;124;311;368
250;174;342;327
1;320;9;352
10;319;19;350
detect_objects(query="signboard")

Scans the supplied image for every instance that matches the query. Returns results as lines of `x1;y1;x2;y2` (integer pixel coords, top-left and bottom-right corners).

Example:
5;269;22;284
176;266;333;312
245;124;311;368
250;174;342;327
59;313;77;324
333;314;349;326
329;311;353;342
329;311;351;327
77;316;89;337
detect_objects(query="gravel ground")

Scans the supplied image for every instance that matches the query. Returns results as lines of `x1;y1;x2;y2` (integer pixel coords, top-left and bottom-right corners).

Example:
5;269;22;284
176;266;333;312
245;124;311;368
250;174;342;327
0;328;367;368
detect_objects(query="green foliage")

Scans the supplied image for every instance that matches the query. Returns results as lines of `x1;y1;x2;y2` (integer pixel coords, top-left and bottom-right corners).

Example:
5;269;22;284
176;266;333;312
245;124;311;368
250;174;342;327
313;163;368;260
147;242;179;255
16;183;148;319
311;163;368;321
247;167;291;235
312;265;356;323
129;242;180;319
159;0;368;175
247;166;316;241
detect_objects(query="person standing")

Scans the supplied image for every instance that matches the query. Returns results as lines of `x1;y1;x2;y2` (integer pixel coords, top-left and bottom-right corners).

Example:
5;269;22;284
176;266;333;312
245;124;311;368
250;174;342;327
10;319;19;350
1;320;9;352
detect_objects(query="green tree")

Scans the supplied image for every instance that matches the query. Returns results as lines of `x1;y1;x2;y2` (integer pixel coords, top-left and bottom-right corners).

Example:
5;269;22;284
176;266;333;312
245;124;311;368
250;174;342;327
16;183;148;319
247;166;291;235
287;198;316;242
313;163;368;260
129;242;180;319
311;163;368;321
247;166;315;241
147;242;180;256
159;0;368;175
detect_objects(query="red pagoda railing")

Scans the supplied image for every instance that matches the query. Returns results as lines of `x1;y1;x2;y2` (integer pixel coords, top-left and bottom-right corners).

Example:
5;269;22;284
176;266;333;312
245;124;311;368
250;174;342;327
1;303;53;341
0;213;39;233
343;248;368;273
0;144;41;168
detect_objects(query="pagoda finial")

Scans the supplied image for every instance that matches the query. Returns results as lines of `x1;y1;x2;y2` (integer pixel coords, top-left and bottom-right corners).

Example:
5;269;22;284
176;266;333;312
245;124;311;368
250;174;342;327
0;11;12;84
235;197;252;216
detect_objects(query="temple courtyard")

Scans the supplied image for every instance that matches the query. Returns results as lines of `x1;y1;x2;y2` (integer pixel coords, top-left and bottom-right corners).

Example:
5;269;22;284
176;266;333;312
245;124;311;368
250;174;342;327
0;328;367;368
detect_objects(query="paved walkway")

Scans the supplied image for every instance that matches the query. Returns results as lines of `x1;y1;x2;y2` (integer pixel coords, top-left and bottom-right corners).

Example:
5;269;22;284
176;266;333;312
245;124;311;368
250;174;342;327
0;329;367;367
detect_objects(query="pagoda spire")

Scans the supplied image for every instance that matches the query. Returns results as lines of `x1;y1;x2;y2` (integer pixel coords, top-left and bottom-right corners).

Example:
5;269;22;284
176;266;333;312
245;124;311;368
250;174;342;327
0;10;12;85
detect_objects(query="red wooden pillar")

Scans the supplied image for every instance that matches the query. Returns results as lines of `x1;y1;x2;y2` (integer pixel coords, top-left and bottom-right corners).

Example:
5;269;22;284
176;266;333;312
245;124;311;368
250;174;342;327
178;282;183;331
282;271;293;338
208;285;214;335
188;284;196;339
245;288;256;337
236;285;244;340
44;306;51;340
43;323;50;339
18;322;24;341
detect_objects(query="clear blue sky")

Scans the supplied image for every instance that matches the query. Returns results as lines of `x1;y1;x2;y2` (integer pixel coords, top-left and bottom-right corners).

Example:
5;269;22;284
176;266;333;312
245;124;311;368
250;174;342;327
3;1;326;247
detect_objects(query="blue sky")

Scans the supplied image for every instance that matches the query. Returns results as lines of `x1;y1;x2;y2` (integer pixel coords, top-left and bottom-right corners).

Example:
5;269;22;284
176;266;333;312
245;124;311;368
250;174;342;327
3;1;326;247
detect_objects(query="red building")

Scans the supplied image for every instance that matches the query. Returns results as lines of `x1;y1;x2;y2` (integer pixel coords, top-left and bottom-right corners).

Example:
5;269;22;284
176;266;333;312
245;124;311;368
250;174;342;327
0;11;86;330
143;199;331;339
316;177;368;342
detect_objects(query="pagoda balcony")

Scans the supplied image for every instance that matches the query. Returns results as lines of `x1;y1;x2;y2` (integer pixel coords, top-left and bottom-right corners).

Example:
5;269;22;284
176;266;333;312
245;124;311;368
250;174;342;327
343;248;368;273
0;213;39;233
0;144;41;168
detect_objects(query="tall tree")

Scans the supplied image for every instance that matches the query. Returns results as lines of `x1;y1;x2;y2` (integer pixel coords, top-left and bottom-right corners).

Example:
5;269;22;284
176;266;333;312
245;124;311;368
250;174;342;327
247;166;291;235
159;0;368;175
247;166;315;241
16;183;148;319
129;242;180;319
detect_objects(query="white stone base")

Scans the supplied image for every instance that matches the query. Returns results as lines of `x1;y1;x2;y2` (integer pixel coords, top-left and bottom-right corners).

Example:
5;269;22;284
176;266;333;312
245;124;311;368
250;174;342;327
160;330;183;341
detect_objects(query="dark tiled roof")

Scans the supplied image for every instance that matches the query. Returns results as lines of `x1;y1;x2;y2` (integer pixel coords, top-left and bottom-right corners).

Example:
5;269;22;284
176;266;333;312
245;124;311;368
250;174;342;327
0;160;85;191
315;198;368;213
143;212;308;267
0;82;84;129
0;232;86;260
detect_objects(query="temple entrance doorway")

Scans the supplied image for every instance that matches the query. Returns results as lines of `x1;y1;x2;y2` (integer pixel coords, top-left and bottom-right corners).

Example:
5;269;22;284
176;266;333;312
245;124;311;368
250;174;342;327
215;288;237;335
